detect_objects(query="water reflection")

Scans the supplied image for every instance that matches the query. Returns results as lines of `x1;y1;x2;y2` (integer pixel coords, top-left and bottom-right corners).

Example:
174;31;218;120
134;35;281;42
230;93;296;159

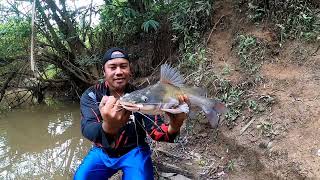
0;103;92;180
48;113;73;136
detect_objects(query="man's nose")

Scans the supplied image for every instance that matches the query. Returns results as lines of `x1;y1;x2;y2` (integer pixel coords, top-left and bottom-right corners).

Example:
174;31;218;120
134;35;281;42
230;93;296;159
115;67;123;75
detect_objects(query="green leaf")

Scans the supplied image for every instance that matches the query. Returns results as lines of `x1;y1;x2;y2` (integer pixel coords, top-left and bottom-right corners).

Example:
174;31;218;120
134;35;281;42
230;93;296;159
141;19;160;33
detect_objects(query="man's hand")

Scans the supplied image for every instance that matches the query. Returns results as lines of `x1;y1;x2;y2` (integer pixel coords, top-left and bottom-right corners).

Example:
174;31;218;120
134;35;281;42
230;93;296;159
167;95;189;135
99;96;130;135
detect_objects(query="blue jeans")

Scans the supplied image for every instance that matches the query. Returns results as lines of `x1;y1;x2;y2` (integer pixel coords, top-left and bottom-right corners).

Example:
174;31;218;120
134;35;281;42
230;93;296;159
74;146;154;180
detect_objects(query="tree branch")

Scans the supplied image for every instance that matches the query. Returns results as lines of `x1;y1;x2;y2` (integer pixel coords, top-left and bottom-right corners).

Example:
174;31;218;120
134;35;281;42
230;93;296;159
0;72;16;103
36;0;71;58
46;0;87;57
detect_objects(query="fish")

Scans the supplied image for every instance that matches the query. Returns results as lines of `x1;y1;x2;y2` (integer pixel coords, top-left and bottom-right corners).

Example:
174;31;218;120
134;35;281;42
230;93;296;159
119;64;227;128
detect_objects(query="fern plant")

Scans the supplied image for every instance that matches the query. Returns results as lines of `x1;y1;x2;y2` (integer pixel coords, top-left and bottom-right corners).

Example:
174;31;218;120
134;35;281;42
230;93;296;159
141;19;160;32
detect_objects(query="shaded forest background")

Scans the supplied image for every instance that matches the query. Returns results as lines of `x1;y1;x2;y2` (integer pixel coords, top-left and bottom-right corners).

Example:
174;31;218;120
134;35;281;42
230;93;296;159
0;0;319;112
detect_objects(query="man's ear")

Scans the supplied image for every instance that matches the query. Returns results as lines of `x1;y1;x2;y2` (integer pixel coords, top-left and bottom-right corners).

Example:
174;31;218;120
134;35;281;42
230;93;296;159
102;66;105;76
129;63;133;77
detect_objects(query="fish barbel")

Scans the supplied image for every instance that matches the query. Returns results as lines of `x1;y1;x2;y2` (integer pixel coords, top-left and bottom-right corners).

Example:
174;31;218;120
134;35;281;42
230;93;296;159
119;64;227;128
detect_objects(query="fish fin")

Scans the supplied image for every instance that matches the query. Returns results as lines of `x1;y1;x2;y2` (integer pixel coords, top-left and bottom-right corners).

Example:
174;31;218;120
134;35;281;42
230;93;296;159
188;109;198;119
160;64;184;87
188;87;207;96
162;103;189;114
162;108;183;114
202;100;227;128
203;107;219;128
178;103;189;113
210;99;227;114
162;98;179;109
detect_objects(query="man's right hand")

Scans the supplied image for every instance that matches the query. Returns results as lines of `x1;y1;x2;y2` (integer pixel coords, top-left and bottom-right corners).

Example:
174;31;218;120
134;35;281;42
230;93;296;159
99;96;130;135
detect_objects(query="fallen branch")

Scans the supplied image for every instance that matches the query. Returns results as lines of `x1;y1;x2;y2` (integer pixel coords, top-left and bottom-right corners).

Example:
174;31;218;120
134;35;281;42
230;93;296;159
240;118;256;135
9;91;32;109
0;72;16;103
155;148;184;160
154;162;195;179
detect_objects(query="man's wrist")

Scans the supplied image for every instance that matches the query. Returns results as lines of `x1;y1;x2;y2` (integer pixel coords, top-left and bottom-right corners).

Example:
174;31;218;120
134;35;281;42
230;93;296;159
102;121;118;135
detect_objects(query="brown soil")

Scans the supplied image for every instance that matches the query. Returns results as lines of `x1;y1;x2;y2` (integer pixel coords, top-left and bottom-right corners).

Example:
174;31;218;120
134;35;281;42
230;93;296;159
152;0;320;179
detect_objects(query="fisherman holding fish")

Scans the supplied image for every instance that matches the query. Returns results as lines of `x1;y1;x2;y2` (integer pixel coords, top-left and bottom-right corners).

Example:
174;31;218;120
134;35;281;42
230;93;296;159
74;48;190;180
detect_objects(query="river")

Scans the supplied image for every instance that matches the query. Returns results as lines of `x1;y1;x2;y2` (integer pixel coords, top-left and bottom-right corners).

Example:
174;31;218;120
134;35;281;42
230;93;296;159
0;103;92;180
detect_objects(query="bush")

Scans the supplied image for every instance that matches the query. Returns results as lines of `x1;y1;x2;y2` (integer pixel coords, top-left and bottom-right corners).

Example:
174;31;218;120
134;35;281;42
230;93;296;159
238;0;320;42
169;0;214;67
0;18;31;58
98;1;142;46
236;35;266;75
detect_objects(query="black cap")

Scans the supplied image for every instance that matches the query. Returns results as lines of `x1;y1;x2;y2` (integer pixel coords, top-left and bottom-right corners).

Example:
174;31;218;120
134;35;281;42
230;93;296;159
102;47;129;66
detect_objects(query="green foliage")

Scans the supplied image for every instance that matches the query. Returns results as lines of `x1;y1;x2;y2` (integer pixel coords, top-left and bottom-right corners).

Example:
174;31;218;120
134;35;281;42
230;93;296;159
98;1;142;45
257;120;277;138
0;18;28;95
238;0;320;42
236;35;265;75
219;80;245;124
226;159;236;171
181;45;207;68
170;0;213;43
247;95;275;113
0;18;31;59
247;2;266;22
141;19;160;32
42;64;62;80
186;66;246;126
75;54;101;67
97;0;168;46
97;0;214;69
276;8;320;42
168;0;214;68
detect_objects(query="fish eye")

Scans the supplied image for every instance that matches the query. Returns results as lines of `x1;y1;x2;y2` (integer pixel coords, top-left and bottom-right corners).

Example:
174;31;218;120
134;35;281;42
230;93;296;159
141;96;148;102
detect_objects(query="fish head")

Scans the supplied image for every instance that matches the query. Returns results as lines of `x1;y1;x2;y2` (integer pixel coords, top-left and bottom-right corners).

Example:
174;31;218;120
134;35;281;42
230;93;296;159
120;87;156;104
119;84;165;114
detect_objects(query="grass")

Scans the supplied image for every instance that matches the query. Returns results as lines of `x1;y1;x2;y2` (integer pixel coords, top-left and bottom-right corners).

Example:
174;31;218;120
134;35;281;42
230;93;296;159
225;159;236;171
257;120;277;138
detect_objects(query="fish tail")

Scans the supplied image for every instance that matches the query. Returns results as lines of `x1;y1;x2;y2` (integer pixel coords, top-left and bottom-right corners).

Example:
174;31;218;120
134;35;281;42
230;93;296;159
202;99;227;128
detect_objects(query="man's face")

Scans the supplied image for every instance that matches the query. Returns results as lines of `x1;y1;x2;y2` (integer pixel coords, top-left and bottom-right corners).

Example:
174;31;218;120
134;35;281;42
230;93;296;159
103;54;131;92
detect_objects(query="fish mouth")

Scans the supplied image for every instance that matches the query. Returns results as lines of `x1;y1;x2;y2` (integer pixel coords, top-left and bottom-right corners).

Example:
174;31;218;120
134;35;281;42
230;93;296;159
120;101;157;113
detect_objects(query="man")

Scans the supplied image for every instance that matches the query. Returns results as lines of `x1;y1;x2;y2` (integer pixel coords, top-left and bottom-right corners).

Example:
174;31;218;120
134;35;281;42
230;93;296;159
74;47;187;180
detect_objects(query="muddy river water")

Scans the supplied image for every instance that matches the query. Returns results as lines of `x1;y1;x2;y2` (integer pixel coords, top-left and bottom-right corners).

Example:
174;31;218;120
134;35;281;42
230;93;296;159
0;103;92;180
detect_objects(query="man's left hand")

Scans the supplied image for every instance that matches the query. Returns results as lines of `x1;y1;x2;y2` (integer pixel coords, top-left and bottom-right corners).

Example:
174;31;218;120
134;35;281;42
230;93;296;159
167;95;189;134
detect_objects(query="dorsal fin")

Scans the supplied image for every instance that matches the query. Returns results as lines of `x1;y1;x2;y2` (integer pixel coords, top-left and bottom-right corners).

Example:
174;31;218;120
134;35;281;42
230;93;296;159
160;64;184;87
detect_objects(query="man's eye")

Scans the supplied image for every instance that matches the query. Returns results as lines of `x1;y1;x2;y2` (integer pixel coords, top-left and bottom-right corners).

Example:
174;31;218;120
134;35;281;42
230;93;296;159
120;65;128;69
110;67;116;70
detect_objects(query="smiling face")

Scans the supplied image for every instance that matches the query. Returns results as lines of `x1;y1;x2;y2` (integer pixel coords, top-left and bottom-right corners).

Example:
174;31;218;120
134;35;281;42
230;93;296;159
103;51;131;93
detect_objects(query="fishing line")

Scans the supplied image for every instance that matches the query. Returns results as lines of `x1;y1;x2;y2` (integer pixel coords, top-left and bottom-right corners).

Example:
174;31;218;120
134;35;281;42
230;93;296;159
130;112;139;147
135;111;165;133
128;112;156;147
